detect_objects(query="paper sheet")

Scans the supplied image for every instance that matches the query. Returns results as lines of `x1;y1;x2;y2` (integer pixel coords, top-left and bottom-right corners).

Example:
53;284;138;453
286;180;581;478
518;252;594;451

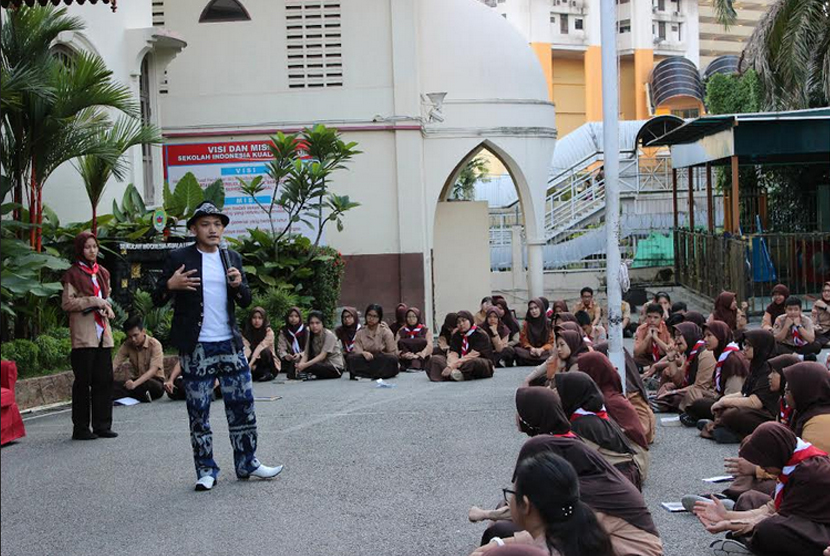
661;502;686;512
113;397;140;406
702;475;735;483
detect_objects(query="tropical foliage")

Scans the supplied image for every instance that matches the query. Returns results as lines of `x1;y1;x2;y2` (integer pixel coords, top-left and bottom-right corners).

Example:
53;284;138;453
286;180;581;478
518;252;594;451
451;156;489;201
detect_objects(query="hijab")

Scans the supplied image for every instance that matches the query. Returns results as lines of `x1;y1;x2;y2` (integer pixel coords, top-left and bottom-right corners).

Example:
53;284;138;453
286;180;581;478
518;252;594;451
577;352;649;450
243;306;269;348
554;372;634;457
439;312;458;343
592;342;649;402
516;387;572;436
281;307;308;352
784;362;830;437
769;354;800;426
713;291;738;331
739;422;830;523
335;307;360;347
705;320;748;392
390;303;408;336
514;436;659;536
485;307;511;339
552;300;569;315
559;330;589;370
683;311;707;328
399;308;428;339
740;329;779;414
525;298;552;347
61;231;111;298
674;322;704;385
765;284;790;323
555;322;582;335
494;297;521;336
555;312;578;325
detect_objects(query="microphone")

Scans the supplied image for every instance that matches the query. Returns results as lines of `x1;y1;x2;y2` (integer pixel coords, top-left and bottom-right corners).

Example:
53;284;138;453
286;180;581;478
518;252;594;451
219;239;233;284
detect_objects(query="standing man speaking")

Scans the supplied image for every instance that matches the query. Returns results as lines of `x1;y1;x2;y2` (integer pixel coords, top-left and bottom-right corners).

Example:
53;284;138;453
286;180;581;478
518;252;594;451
154;201;283;491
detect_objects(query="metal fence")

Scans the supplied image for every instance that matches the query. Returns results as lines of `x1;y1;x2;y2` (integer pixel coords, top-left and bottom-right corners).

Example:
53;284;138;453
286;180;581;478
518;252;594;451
674;230;830;310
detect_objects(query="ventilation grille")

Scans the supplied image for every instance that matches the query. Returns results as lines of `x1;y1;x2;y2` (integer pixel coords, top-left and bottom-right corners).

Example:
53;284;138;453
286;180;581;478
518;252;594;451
285;1;343;89
152;0;164;26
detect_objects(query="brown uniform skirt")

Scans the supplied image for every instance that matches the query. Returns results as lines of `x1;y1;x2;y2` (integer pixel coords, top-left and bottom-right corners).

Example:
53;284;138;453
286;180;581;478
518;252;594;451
513;347;550;367
427;355;494;382
398;337;430;371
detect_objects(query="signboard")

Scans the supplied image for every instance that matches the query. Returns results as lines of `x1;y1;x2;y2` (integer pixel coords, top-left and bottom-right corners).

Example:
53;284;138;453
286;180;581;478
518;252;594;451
163;140;320;240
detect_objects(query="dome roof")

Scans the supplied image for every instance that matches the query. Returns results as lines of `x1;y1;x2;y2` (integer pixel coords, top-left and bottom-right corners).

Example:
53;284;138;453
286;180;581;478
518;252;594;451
417;0;550;102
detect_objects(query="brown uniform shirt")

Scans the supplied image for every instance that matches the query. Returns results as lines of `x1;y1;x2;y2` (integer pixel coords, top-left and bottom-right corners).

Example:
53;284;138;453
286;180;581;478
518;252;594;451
113;335;165;381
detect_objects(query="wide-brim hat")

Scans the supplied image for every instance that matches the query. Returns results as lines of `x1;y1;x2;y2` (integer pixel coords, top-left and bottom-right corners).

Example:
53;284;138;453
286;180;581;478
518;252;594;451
186;201;230;228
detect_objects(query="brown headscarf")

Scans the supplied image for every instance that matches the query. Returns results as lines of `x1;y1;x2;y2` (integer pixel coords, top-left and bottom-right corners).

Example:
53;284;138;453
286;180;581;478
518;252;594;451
439;312;458;343
673;322;704;385
558;330;589;369
765;284;791;323
485;307;511;339
398;307;428;339
516;387;571;436
281;307;308;352
390;303;408;336
514;436;659;536
243;306;269;348
683;311;707;328
577;352;649;449
740;329;779;414
739;422;830;523
555;321;582;336
784;362;830;437
335;306;360;348
704;320;748;393
555;312;578;325
592;342;649;402
552;300;569;315
61;231;110;298
493;297;521;336
712;291;738;331
525;298;552;347
487;547;550;556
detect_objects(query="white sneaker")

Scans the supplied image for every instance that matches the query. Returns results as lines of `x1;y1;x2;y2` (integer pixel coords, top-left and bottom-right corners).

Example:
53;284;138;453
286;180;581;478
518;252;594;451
244;464;284;480
710;539;752;555
450;369;464;381
194;475;215;491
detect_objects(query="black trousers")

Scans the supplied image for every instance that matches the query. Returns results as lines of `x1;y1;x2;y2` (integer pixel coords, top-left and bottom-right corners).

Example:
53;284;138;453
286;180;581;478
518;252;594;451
304;362;343;380
250;350;279;381
112;377;164;402
167;376;187;400
70;347;113;433
776;341;823;356
684;397;717;422
346;353;399;379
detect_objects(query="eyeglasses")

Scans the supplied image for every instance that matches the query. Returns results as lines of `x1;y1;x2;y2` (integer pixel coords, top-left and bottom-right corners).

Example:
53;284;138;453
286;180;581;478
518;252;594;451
502;488;516;504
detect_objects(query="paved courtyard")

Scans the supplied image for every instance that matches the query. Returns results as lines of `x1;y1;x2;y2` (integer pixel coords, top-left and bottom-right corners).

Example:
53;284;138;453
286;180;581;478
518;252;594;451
1;355;752;556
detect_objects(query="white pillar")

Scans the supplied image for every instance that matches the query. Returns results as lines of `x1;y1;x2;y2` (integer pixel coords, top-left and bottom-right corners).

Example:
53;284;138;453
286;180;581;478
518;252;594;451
511;225;524;292
526;239;544;299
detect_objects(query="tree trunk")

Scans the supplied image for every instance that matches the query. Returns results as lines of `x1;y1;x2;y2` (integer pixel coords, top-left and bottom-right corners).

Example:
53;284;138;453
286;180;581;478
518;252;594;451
92;204;98;237
29;161;36;249
36;186;43;252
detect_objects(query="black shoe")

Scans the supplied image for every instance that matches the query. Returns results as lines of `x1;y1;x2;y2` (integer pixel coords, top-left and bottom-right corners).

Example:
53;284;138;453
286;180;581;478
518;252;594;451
713;427;743;444
697;419;714;431
804;353;817;362
72;429;98;440
679;413;698;427
94;429;118;438
349;372;357;381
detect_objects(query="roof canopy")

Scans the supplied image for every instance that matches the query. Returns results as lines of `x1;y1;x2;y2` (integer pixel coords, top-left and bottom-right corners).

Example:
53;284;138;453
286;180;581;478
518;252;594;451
647;107;830;168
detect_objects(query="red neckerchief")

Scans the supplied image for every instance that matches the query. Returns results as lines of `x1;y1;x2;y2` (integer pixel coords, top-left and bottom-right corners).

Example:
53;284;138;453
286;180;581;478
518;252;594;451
651;339;661;362
774;439;828;510
791;324;807;347
546;308;554;319
76;261;106;331
569;406;609;422
344;324;361;353
583;334;594;345
401;324;424;339
714;342;740;393
461;326;478;356
553;431;578;438
779;398;793;426
683;340;706;386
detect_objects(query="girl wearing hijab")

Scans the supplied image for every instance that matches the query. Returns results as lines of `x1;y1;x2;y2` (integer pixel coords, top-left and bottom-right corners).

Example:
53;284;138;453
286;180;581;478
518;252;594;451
469;387;663;556
578;352;650;452
811;282;830;348
554;372;644;489
277;307;308;380
709;291;739;331
653;322;717;414
348;304;399;380
242;307;279;382
389;303;408;337
763;284;791;331
335;307;361;366
395;307;432;371
784;362;830;452
694;422;830;556
681;321;748;427
295;310;344;380
701;330;779;443
515;299;555;367
427;311;494;382
485;307;516;367
433;312;458;357
493;297;522;345
61;232;117;440
554;330;590;373
683;311;707;328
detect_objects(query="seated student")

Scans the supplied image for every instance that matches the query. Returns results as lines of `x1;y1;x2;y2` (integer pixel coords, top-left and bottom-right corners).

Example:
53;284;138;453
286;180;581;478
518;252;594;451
763;284;791;331
571;287;602;326
295;310;344;380
633;303;671;370
785;362;830;453
112;316;165;403
277;307;308;380
620;300;634;338
433;312;458;357
554;372;644;489
701;329;779;443
578;352;650;453
347;304;399;380
539;297;552;321
428;311;494;382
592;342;656;445
389;303;408;337
683;310;707;328
335;307;361;360
551;300;569;320
242;306;279;382
639;292;671;321
693;422;830;556
470;452;615;556
515;299;555;367
671;301;687;317
652;322;716;415
681;321;748;427
395;307;432;371
485;307;516;367
774;296;823;359
475;296;493;327
468;387;662;556
811;281;830;348
493;297;522;346
708;291;739;332
555;330;591;373
576;310;606;344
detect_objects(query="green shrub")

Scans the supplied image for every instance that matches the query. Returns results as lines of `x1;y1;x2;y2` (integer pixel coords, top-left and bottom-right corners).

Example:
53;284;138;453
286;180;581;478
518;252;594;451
35;335;71;371
0;339;40;376
307;247;345;326
246;284;307;330
45;327;72;340
112;330;126;353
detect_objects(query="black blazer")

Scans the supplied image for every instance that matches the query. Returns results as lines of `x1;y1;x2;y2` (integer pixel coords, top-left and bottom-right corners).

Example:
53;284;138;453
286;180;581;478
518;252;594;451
153;243;252;354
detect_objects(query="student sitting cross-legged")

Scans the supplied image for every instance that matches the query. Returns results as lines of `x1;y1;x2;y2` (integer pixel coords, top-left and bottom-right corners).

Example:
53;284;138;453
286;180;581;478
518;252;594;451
295;311;344;380
395;307;432;372
346;304;399;380
773;296;823;359
427;310;494;382
112;316;166;403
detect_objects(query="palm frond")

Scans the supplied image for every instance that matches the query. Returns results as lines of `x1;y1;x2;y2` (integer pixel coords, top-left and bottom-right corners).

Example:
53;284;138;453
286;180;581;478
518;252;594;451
712;0;738;28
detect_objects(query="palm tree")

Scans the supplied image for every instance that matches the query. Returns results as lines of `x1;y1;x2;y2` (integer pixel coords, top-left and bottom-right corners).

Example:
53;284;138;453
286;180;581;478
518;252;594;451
452;156;489;201
1;5;138;250
75;116;162;234
714;0;830;109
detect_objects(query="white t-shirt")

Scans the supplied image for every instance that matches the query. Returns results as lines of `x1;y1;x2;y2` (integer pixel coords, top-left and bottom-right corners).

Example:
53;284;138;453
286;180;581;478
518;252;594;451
197;248;232;342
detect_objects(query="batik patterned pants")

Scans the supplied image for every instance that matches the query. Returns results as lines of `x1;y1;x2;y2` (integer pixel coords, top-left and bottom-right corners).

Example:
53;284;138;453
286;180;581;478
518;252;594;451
181;340;260;480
